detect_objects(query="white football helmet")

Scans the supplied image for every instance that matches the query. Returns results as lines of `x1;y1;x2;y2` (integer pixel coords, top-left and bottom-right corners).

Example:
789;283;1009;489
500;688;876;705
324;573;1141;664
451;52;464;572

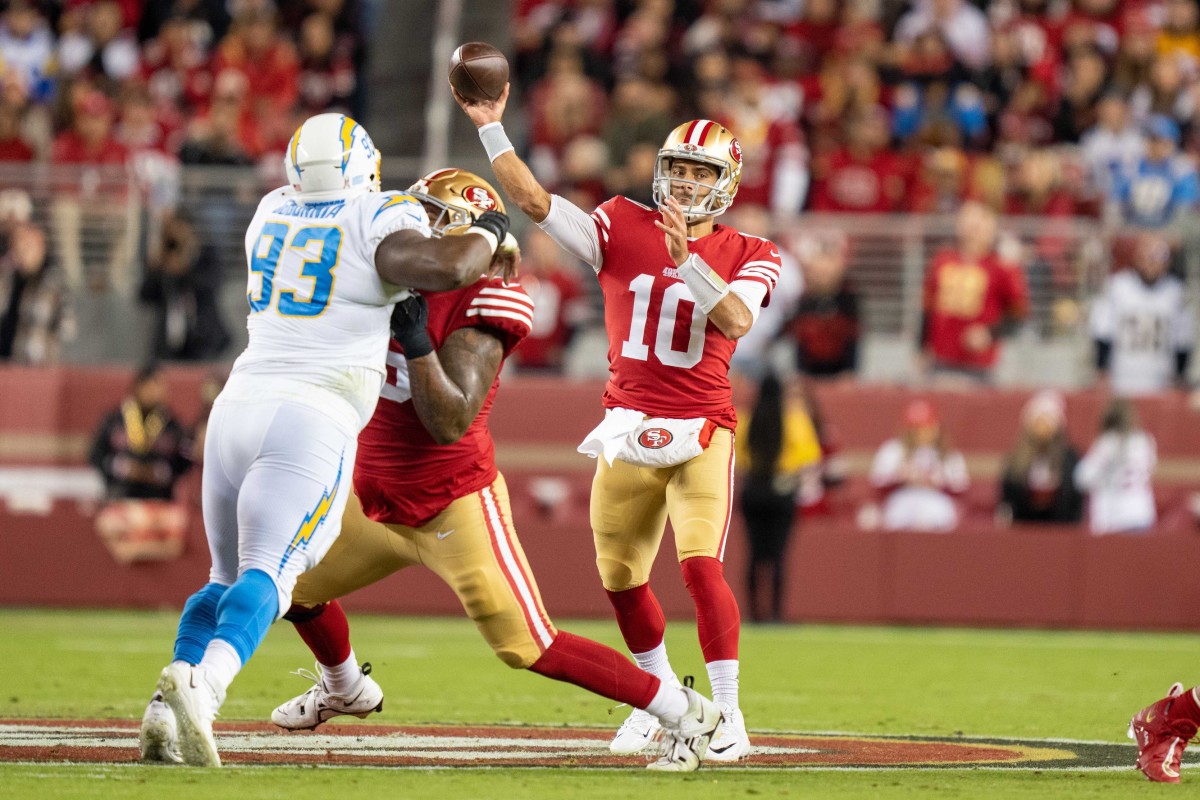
652;119;743;220
284;113;381;198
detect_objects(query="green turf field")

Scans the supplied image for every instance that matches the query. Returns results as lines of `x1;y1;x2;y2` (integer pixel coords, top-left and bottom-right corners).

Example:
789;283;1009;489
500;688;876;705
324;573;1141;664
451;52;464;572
3;607;1198;798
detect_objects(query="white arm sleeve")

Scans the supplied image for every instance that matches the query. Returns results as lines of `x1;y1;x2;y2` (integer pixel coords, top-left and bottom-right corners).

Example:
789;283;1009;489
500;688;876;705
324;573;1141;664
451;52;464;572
728;279;768;324
537;194;604;273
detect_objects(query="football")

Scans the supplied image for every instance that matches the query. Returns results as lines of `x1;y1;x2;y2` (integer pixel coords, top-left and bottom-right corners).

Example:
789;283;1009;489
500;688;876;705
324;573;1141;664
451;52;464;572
449;42;509;103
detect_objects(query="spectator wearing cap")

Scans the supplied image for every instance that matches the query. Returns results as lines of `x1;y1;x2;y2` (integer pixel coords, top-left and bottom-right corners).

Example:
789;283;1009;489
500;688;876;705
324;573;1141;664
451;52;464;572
998;391;1084;525
867;399;969;533
1080;89;1146;195
50;90;138;294
89;362;193;502
1109;114;1200;228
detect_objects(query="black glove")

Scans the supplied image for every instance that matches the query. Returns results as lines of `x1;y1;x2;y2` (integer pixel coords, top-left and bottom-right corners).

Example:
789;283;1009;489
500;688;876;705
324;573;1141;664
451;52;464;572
468;209;510;254
390;294;434;359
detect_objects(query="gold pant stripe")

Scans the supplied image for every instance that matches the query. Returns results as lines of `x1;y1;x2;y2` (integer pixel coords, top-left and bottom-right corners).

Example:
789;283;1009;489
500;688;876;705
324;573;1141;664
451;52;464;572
480;483;555;650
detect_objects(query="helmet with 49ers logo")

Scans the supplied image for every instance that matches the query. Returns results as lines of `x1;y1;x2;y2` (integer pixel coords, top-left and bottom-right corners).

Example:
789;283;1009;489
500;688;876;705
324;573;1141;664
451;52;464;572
406;168;506;238
652;119;743;219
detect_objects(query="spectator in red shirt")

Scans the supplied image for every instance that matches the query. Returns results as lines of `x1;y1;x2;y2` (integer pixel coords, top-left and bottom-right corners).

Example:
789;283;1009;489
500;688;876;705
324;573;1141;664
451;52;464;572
140;15;215;117
212;10;299;125
512;227;589;373
50;91;136;294
920;201;1030;383
809;110;905;212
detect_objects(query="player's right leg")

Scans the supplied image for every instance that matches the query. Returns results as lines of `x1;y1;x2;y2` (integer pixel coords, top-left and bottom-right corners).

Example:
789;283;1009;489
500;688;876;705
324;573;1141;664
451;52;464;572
589;457;686;754
1130;683;1200;782
425;474;720;772
270;495;414;730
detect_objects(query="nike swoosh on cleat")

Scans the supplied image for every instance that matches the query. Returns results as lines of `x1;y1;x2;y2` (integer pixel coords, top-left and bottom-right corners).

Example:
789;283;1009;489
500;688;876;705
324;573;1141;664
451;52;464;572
709;743;736;754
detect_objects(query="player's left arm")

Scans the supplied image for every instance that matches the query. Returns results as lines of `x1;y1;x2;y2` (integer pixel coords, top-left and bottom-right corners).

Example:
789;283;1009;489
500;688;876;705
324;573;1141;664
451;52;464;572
390;295;503;445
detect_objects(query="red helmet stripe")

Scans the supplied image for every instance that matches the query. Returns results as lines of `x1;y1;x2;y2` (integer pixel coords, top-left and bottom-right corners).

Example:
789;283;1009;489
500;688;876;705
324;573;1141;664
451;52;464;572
695;120;716;146
682;120;701;143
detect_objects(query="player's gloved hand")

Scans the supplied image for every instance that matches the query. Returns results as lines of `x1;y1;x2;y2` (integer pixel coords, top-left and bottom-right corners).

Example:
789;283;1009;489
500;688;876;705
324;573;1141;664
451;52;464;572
466;210;510;256
391;294;434;359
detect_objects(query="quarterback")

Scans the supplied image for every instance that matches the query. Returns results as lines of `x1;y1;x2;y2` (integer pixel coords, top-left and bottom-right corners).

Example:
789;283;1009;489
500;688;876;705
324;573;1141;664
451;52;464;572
262;168;720;772
137;115;511;768
456;85;782;761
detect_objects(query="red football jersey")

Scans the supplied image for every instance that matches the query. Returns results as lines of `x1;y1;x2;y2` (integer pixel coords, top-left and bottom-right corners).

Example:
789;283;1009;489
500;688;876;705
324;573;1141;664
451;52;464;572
922;248;1029;369
354;278;533;527
590;196;780;429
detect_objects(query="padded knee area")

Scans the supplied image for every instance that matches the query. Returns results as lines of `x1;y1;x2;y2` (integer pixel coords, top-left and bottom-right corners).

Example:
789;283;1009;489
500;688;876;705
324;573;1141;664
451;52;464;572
495;646;534;669
596;557;636;591
454;568;501;620
283;602;325;624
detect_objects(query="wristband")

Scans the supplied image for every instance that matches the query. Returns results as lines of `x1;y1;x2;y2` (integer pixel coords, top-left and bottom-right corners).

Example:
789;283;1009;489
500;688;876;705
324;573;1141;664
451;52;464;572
466;226;499;254
479;121;515;162
677;253;729;314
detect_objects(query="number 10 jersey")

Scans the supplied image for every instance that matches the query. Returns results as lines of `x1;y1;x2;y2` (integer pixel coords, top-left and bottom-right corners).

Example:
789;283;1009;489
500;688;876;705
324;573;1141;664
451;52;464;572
591;196;780;430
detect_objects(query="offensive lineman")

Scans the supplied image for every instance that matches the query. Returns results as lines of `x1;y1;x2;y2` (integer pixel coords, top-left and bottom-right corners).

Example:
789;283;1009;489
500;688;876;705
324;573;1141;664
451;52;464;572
267;168;720;772
456;84;783;761
137;115;512;767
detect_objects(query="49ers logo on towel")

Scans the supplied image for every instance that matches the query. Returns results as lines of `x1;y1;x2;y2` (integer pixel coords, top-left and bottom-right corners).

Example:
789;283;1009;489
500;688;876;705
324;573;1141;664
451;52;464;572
638;428;673;449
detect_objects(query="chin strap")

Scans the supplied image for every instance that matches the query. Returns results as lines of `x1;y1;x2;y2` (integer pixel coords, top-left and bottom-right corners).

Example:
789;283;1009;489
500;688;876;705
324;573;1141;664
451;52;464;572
677;253;729;315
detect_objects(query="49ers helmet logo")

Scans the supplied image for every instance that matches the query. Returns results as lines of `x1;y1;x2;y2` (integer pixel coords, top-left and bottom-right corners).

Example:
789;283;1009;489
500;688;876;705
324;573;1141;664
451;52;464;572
729;139;742;164
462;185;497;211
638;428;673;449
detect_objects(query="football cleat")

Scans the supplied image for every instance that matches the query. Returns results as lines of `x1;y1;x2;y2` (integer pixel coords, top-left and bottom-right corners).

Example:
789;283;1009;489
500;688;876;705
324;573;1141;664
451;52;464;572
610;707;662;755
1129;682;1199;783
705;706;751;762
646;687;722;772
139;691;181;764
271;662;384;731
157;663;223;768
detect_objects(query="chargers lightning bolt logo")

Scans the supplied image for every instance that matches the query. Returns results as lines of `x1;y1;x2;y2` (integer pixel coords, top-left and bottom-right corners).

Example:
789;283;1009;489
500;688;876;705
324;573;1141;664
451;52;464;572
277;451;344;575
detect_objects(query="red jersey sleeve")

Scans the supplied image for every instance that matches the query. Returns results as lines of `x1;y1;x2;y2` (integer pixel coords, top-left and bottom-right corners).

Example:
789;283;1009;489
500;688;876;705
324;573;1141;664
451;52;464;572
447;277;534;356
590;196;625;264
731;235;783;303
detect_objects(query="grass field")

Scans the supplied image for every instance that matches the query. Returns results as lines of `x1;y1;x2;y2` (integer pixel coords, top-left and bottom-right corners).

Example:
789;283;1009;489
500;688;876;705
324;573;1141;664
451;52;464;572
3;607;1199;798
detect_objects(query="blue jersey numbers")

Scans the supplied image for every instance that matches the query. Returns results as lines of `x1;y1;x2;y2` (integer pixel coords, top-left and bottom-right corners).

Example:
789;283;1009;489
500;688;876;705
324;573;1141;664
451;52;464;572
249;222;344;317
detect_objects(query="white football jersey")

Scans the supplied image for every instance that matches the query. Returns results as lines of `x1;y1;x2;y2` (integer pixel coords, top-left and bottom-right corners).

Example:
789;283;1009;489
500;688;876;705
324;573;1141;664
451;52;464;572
1089;270;1194;396
225;186;430;429
1074;430;1157;534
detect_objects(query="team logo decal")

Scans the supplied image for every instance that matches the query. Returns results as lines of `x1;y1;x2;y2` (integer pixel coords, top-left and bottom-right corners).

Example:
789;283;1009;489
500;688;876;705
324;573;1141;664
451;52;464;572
679;142;700;153
638;429;673;449
462;186;497;211
730;139;742;164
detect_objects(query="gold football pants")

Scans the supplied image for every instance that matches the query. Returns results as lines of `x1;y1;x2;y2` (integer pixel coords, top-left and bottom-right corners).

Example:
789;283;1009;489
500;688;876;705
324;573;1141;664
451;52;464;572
590;427;734;591
292;473;557;668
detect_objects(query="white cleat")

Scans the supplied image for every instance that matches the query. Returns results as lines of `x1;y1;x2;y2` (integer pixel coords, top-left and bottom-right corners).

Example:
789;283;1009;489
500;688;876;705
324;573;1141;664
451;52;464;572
139;692;182;764
610;707;663;755
271;662;384;731
704;706;751;762
157;663;223;767
646;687;722;772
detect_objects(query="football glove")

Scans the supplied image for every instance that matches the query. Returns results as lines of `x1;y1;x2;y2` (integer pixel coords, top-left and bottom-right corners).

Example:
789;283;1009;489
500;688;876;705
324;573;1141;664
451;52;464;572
391;294;434;359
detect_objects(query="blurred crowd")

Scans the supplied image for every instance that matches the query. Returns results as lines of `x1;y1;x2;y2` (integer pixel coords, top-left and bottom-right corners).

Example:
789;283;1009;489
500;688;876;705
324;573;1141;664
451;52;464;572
514;0;1200;229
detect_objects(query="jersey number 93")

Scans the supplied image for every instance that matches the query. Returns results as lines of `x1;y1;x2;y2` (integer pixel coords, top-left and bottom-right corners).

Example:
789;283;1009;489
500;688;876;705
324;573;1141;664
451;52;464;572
249;221;344;317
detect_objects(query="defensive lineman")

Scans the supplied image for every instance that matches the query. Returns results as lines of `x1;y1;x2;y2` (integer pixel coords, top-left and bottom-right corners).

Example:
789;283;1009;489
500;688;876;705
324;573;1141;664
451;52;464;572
456;84;783;761
268;168;721;772
138;114;511;767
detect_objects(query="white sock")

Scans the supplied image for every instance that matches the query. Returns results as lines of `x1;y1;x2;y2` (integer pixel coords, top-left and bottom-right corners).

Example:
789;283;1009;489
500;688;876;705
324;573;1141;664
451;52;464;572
644;682;689;726
321;650;361;696
199;639;242;697
707;659;739;710
632;642;680;686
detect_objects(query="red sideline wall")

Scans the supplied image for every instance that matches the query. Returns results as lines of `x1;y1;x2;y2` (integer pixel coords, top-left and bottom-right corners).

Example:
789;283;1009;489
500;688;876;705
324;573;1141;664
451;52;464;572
2;365;1199;629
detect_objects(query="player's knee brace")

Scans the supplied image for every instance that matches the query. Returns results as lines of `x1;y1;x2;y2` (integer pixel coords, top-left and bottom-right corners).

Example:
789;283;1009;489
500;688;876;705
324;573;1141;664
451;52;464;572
173;582;229;665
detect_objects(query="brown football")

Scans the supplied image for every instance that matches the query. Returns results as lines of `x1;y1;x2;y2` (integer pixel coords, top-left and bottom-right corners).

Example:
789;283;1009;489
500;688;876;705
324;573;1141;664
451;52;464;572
449;42;509;103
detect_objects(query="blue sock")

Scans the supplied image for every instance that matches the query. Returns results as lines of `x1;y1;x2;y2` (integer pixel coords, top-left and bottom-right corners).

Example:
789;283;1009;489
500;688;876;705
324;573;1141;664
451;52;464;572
212;569;280;665
172;582;228;665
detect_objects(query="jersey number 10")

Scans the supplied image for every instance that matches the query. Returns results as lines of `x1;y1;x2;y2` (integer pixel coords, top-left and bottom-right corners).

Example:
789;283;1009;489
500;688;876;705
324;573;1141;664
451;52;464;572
249;221;343;316
620;274;706;368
